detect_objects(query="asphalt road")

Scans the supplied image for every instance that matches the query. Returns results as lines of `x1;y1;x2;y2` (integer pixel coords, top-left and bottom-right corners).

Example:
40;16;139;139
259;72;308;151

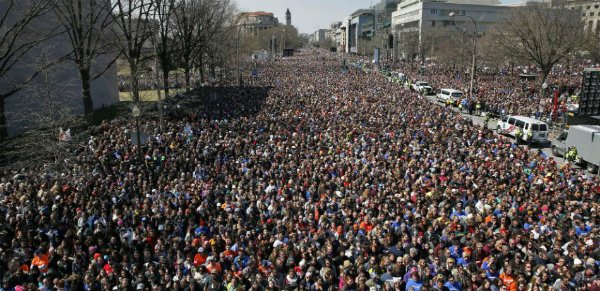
421;94;573;167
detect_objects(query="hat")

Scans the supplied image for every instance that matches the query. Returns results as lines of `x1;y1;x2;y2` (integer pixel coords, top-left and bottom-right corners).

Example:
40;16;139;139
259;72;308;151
198;247;204;253
136;283;144;290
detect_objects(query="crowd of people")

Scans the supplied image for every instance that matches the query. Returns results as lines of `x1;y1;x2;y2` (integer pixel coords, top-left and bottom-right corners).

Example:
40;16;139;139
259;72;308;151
398;62;583;119
0;49;598;291
118;72;204;93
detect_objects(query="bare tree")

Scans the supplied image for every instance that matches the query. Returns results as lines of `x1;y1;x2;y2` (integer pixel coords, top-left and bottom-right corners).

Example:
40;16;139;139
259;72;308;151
171;0;204;91
2;48;84;170
498;6;585;90
110;0;154;102
151;0;176;98
396;29;438;69
172;0;235;91
0;0;56;137
51;0;118;114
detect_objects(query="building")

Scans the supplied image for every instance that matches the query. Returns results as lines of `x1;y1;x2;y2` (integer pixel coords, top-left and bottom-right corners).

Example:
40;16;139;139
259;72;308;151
238;11;280;36
564;0;600;34
347;9;377;53
325;23;338;41
336;19;349;53
0;0;118;136
374;0;402;32
391;0;509;59
285;8;292;26
312;29;328;43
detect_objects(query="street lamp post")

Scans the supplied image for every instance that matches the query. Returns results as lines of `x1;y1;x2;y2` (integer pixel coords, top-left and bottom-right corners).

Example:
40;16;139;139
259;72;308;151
450;12;477;99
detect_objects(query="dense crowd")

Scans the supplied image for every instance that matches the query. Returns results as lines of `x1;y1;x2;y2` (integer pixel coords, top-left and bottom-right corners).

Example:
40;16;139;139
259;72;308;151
398;62;583;119
118;72;204;92
0;49;598;291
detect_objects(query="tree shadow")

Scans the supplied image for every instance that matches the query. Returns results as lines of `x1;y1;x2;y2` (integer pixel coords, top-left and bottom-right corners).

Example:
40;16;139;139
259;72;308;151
163;85;272;121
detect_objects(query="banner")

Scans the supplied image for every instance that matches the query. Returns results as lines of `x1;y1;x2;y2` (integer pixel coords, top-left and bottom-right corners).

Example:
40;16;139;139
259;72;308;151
59;128;72;142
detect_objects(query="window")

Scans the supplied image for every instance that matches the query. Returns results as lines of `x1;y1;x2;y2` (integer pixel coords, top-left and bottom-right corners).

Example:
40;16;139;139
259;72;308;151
586;6;591;9
596;5;599;8
558;132;567;140
591;12;595;16
431;9;437;14
432;21;436;27
515;120;525;128
508;118;516;125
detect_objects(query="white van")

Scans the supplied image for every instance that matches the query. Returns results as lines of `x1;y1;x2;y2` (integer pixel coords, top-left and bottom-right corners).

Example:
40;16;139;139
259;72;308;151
436;89;463;103
496;115;549;144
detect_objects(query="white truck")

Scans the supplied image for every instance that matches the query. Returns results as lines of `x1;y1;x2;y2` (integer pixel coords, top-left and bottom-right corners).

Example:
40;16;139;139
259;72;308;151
551;125;600;173
411;81;433;95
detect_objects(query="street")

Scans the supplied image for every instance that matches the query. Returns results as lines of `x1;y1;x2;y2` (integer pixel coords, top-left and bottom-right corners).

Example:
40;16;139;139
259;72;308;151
421;93;574;167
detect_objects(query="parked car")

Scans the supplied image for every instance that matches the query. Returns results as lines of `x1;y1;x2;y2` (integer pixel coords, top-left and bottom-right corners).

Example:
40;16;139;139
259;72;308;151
496;115;549;144
551;125;600;173
436;89;463;104
411;81;433;95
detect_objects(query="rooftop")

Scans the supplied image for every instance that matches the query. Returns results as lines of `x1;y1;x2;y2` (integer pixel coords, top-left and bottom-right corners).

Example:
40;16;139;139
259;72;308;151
240;11;274;17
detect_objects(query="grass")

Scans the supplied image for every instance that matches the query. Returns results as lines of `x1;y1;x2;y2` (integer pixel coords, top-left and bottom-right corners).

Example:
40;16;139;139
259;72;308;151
118;88;187;101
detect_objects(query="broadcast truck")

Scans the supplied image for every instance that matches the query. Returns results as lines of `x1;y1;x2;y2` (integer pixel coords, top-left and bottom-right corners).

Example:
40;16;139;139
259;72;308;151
551;125;600;173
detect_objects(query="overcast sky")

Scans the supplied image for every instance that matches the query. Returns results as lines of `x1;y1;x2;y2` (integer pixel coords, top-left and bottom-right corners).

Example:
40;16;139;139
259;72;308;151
234;0;522;34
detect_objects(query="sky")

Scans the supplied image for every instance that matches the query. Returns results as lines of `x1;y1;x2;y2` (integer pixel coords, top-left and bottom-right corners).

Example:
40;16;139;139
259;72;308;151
234;0;522;34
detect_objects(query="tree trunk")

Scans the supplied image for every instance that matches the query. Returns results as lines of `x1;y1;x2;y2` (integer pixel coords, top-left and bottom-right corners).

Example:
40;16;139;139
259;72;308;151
80;68;94;114
184;67;191;93
162;66;170;99
0;96;7;138
199;54;205;86
540;67;551;98
210;63;216;81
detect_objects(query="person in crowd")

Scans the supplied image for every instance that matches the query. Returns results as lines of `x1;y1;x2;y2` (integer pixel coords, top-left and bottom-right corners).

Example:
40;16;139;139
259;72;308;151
0;49;597;290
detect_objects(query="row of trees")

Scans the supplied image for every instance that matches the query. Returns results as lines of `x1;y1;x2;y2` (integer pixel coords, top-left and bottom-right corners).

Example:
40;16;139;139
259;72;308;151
0;0;248;137
427;6;590;91
337;6;593;91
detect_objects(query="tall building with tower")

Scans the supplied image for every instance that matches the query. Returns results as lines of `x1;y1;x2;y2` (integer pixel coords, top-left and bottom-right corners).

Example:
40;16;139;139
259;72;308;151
286;8;292;26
